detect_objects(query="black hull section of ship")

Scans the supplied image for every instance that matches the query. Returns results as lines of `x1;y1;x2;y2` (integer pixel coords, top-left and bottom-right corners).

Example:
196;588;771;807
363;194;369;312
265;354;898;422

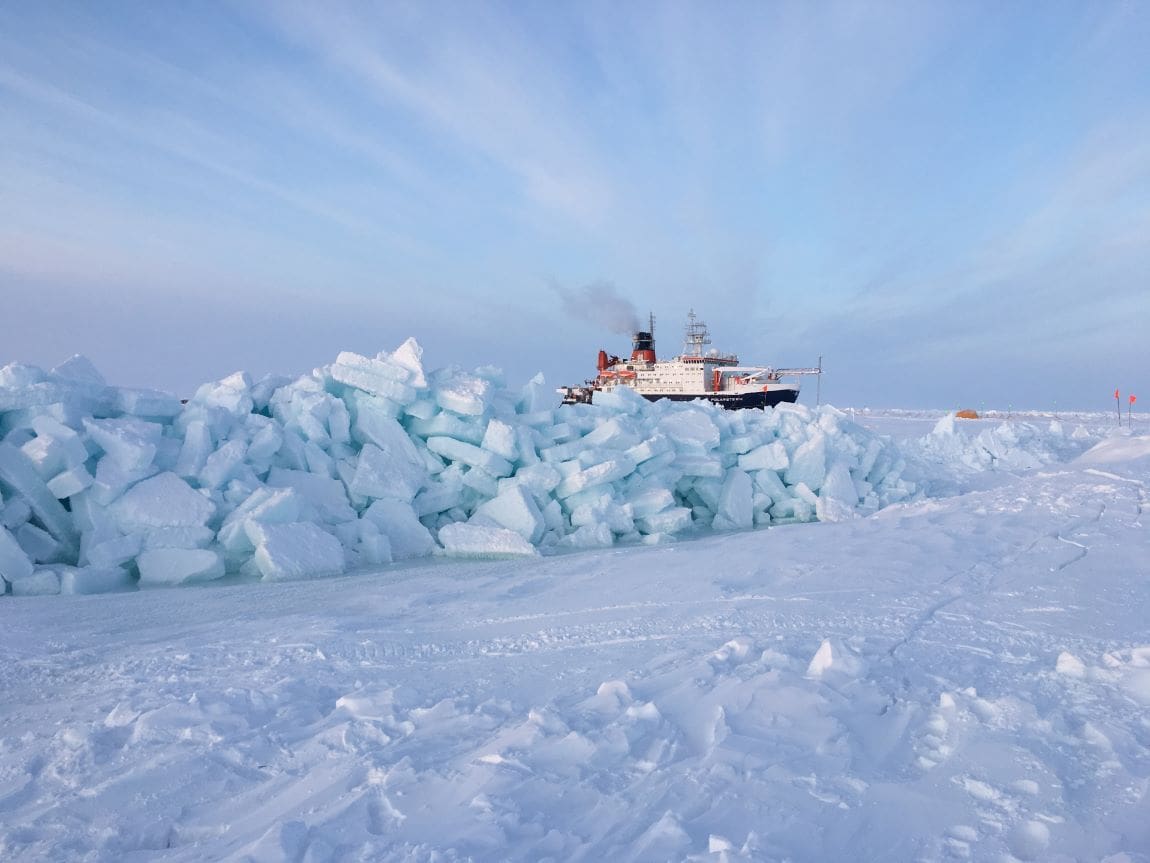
640;389;798;410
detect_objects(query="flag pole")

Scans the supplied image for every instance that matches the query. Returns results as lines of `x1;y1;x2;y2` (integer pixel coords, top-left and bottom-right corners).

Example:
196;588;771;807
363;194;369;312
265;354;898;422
816;355;822;407
1116;389;1121;426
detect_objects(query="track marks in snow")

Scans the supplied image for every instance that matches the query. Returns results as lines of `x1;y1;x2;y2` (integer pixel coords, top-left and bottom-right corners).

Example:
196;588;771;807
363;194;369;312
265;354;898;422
1052;534;1088;571
1044;502;1104;572
865;470;1150;861
4;451;1150;860
280;634;890;860
914;691;961;770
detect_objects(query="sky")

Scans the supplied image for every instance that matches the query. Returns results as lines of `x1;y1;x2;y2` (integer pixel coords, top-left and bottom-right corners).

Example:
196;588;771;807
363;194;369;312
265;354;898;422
1;0;1147;410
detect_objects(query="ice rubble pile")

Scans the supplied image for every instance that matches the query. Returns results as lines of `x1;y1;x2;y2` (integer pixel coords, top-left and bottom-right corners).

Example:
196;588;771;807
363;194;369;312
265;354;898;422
0;342;914;596
909;412;1094;473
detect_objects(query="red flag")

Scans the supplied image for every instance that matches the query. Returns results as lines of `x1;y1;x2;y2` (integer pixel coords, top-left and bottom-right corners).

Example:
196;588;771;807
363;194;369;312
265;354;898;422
1115;388;1120;400
1131;395;1137;405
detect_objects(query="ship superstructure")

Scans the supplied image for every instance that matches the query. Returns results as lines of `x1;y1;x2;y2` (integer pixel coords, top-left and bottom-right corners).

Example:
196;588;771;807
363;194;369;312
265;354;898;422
560;311;821;410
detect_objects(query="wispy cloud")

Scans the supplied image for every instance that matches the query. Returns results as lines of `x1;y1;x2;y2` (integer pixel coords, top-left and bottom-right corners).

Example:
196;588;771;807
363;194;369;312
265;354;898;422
253;1;616;229
0;65;386;237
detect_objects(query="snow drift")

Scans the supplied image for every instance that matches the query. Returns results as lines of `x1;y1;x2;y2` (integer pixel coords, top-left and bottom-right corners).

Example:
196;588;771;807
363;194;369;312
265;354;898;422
0;342;921;595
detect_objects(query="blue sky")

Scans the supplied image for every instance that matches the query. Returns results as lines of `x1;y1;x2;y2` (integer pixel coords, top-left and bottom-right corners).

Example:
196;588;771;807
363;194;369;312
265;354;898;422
1;1;1147;409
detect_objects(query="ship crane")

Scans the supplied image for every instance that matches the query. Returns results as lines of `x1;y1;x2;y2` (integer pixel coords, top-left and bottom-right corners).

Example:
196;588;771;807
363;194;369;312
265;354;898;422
723;365;824;380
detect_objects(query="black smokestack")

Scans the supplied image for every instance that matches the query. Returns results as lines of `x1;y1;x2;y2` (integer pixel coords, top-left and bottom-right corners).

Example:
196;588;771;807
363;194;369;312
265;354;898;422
555;280;641;335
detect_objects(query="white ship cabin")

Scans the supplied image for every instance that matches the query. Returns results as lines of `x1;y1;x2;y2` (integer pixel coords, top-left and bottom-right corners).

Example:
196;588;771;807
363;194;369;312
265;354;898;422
602;311;768;395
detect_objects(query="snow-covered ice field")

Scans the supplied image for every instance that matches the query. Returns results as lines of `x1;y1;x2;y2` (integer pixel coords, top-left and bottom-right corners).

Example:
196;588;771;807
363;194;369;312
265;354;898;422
3;405;1149;861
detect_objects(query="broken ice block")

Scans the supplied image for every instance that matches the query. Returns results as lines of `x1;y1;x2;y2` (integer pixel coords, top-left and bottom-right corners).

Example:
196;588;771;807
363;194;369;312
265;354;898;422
481;418;518;461
437;522;539;558
433;371;490;416
114;387;183;418
555;456;636;499
635;507;693;535
712;469;753;532
10;567;61;596
360;498;436;559
59;565;134;595
82;417;163;472
472;485;545;543
137;548;226;586
109;472;215;532
175;420;213;479
815;461;859;523
425;436;513;478
249;522;346;581
354;518;393;566
46;465;94;499
738;441;789;472
0;442;78;550
200;439;247;489
350;441;425;503
266;468;356;524
331;351;416;403
0;525;35;583
90;455;158;506
784;432;827;491
84;531;142;569
15;522;62;563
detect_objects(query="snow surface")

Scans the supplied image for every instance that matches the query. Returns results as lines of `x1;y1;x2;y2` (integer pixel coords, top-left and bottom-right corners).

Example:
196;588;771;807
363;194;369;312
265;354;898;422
2;347;1149;860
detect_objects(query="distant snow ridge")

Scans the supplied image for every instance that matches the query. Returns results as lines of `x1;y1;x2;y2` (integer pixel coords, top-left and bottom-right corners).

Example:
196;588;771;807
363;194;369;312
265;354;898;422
0;341;914;596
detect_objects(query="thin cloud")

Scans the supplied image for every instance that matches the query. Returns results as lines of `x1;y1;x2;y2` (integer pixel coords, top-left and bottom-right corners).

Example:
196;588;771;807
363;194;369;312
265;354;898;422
254;1;616;229
0;65;380;237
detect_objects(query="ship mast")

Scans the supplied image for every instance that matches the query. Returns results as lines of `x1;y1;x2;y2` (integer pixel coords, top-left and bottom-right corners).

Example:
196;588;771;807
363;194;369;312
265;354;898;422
683;309;711;357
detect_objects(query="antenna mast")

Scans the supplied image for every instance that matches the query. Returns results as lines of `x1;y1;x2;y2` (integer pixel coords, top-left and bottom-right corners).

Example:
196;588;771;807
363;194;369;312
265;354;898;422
683;309;711;357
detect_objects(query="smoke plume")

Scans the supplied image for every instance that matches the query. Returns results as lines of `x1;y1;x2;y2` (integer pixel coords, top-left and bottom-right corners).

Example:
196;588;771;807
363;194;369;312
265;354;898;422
555;280;642;335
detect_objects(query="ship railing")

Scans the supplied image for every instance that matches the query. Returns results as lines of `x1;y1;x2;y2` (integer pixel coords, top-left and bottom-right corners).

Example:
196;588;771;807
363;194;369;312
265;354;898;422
679;354;739;364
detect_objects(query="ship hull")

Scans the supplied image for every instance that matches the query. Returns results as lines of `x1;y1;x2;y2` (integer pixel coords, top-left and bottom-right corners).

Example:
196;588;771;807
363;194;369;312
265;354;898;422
638;389;799;410
559;312;819;410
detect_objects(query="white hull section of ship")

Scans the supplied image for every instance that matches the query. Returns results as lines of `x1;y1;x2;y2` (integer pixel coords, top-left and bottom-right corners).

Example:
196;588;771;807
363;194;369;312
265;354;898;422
599;359;800;409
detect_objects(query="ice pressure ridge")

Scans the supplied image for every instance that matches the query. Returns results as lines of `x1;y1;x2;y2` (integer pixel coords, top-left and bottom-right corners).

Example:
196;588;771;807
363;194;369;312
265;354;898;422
0;340;921;595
